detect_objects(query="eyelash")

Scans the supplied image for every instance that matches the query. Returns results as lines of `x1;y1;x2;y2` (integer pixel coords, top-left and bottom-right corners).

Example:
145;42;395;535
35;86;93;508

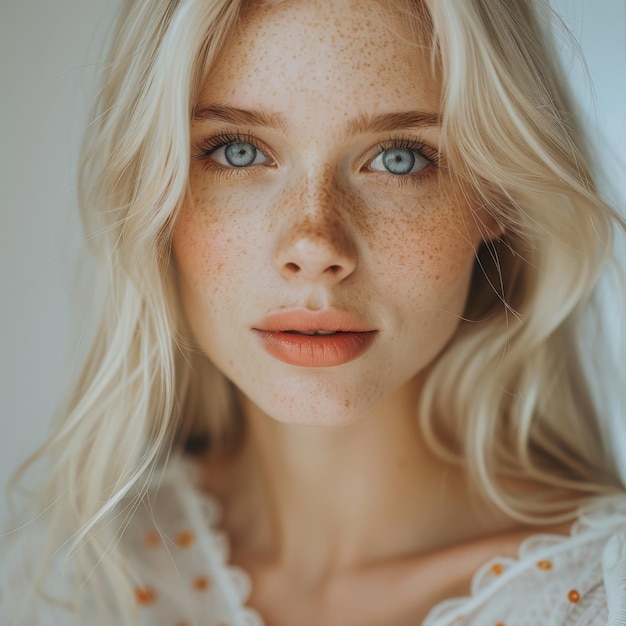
375;136;440;167
192;131;271;174
192;131;442;184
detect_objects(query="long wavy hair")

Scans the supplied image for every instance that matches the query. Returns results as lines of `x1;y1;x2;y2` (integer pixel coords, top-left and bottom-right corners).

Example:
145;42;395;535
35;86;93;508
5;0;626;623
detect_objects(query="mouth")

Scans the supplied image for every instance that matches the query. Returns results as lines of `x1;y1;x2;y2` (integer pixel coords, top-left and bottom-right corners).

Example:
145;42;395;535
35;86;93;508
252;308;377;367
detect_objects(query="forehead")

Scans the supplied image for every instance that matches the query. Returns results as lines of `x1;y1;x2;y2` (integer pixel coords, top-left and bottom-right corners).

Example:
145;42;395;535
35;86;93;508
197;0;441;117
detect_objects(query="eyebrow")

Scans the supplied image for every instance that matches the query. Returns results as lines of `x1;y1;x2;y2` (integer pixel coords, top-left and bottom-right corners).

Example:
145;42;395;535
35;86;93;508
344;110;441;137
192;104;287;131
192;104;441;136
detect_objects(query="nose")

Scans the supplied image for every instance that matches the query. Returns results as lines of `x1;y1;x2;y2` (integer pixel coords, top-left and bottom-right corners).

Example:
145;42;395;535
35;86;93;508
273;188;357;285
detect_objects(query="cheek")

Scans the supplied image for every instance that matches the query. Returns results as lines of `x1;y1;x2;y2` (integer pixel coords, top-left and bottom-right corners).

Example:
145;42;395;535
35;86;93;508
171;188;247;319
363;182;481;306
172;209;224;299
173;167;260;285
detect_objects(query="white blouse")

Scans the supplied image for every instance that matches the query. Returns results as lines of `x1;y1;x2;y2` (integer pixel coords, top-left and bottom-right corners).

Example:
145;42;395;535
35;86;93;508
3;461;626;625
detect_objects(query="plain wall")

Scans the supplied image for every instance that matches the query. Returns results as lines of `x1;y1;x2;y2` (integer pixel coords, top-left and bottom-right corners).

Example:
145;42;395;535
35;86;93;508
0;0;122;519
1;0;625;522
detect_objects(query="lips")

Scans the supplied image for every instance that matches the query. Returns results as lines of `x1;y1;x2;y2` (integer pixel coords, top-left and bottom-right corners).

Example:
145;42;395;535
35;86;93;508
252;308;377;367
254;308;375;333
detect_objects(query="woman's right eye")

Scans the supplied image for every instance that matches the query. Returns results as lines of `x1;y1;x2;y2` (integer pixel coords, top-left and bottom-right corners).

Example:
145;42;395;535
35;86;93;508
209;141;269;168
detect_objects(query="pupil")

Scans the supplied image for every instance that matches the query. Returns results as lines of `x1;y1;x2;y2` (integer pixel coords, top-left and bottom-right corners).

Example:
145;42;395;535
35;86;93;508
382;148;415;175
225;142;257;167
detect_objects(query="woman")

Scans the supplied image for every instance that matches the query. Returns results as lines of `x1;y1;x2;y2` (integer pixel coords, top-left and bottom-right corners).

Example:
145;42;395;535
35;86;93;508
3;0;626;624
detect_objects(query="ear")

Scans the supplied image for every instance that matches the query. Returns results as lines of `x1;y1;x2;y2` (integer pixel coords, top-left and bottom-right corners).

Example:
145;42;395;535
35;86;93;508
477;205;505;243
455;180;505;244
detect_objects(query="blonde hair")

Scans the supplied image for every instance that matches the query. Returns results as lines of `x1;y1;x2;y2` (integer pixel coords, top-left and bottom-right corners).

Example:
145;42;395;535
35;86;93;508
5;0;625;623
419;0;626;515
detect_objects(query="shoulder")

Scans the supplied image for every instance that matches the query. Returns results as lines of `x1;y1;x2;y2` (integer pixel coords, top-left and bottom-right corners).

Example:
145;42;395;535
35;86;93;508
425;496;626;626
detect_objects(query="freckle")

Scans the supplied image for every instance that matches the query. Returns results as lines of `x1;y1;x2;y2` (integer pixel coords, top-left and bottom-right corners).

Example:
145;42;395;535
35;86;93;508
344;399;350;408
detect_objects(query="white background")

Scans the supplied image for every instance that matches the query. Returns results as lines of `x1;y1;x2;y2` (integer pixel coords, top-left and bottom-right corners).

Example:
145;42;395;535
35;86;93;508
1;0;625;520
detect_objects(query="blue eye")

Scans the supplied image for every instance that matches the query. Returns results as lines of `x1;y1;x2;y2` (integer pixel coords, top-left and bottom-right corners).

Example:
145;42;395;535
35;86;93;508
369;148;429;175
210;141;268;168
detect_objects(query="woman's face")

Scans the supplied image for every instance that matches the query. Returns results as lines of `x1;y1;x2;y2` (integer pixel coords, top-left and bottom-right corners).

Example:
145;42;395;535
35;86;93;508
173;0;491;425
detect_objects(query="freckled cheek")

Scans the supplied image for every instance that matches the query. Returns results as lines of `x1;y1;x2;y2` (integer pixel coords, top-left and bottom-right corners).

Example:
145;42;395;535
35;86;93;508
172;222;216;292
365;193;478;306
171;189;256;309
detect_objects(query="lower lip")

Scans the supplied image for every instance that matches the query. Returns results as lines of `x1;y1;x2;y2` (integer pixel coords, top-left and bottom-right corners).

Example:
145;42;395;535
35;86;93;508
253;330;377;367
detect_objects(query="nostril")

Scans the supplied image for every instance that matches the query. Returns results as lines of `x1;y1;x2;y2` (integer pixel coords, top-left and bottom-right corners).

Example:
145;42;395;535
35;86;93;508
285;262;300;273
328;265;341;274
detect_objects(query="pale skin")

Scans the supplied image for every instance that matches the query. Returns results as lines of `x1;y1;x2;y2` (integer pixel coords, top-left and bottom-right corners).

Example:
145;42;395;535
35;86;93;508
171;1;568;624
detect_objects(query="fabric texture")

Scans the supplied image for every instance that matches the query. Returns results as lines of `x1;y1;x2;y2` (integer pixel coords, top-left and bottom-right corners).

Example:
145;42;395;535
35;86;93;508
3;460;626;625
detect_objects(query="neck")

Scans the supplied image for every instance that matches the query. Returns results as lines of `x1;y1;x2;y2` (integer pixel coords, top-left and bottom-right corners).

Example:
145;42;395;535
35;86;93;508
204;377;489;586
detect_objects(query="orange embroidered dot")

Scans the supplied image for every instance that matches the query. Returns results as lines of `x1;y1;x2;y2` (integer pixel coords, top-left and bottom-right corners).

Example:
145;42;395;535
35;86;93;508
536;560;553;570
134;586;156;605
568;589;580;603
193;575;211;591
491;563;504;575
495;622;506;626
144;530;161;549
176;530;196;548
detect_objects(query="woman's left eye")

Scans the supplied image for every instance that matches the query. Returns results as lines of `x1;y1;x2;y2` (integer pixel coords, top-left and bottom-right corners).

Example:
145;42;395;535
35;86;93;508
210;141;269;168
368;147;430;176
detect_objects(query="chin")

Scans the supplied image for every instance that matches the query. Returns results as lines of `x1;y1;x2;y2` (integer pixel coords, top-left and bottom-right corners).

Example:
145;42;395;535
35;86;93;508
239;371;389;427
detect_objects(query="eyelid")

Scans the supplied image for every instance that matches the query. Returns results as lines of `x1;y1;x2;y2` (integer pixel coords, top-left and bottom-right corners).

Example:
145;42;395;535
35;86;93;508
372;135;441;167
356;135;441;181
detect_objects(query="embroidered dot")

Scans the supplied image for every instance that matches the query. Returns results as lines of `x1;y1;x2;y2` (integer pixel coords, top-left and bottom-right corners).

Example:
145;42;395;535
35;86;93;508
176;530;196;548
568;589;580;603
536;560;553;570
495;622;506;626
135;586;157;605
192;575;211;591
490;563;504;575
175;623;190;626
144;530;161;549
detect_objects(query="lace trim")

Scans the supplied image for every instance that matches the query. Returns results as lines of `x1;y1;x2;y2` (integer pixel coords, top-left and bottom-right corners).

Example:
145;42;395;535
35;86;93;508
176;459;267;626
423;495;626;626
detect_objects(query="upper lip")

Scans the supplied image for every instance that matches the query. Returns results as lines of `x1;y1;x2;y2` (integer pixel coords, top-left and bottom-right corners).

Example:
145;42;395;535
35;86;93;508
253;308;376;333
